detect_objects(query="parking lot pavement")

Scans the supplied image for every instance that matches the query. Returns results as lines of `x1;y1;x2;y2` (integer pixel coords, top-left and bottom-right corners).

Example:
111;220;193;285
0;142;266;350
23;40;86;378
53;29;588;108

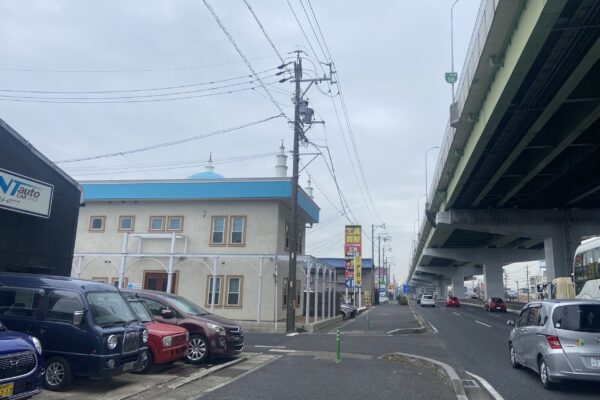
36;353;276;400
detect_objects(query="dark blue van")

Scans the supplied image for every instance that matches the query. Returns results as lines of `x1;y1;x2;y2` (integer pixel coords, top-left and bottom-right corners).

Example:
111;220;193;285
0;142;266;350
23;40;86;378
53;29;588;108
0;273;148;391
0;320;43;399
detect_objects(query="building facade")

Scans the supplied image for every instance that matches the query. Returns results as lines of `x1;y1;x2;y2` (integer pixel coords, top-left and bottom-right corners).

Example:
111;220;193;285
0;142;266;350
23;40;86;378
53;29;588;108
72;166;336;323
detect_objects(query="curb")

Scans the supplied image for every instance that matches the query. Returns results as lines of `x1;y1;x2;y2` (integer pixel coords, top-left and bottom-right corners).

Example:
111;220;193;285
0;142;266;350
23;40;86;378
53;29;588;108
390;352;468;400
166;356;247;389
466;371;505;400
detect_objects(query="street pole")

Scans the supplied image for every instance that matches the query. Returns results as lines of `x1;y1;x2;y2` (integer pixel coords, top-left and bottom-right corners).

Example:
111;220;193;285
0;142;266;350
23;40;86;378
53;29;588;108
378;235;381;302
450;0;460;104
285;51;331;333
286;54;302;333
526;265;530;302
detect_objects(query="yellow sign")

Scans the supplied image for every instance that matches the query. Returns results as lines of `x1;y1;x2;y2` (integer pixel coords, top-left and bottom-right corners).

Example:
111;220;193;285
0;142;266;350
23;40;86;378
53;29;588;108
354;255;362;287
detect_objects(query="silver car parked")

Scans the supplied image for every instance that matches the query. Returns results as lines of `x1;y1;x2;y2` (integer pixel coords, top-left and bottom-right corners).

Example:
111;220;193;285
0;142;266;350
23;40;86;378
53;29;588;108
507;300;600;389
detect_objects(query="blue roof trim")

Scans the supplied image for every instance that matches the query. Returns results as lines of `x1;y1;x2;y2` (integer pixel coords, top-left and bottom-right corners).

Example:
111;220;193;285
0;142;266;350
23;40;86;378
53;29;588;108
318;258;374;269
81;180;319;223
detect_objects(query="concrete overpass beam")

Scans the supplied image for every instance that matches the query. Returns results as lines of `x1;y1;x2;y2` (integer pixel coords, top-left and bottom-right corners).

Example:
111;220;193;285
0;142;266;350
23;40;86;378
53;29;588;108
483;263;504;299
423;248;543;264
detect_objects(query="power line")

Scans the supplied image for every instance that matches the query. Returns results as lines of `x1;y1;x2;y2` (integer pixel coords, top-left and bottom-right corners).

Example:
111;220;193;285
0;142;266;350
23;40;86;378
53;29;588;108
55;114;284;164
288;0;379;222
0;55;278;73
242;0;285;63
0;68;277;94
298;0;328;62
285;0;326;74
202;0;291;122
65;152;279;176
0;76;280;100
0;82;280;104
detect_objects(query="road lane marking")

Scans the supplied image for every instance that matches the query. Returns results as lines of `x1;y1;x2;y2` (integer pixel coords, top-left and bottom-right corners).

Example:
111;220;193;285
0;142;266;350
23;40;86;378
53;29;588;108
466;371;505;400
429;322;439;334
254;345;285;349
269;349;297;353
475;320;492;328
452;312;461;316
286;332;299;336
387;328;400;334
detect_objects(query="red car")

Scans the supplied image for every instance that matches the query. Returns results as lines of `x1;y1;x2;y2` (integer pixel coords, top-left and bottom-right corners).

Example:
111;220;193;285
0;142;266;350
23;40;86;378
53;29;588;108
446;296;460;307
128;299;188;373
484;297;507;312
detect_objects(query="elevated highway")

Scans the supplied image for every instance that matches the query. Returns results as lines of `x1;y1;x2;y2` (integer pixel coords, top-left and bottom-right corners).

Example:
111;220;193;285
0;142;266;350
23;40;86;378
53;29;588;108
409;0;600;297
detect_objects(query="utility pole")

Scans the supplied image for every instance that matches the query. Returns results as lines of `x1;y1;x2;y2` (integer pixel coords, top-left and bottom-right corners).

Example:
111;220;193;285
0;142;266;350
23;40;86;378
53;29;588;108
526;265;530;302
284;51;331;333
371;223;384;304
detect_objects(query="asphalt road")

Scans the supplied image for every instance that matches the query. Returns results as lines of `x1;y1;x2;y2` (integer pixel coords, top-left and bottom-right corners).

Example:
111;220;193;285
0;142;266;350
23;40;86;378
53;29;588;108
415;301;600;399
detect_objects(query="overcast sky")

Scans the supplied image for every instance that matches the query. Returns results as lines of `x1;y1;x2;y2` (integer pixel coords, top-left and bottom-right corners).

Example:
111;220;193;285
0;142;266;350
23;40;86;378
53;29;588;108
0;0;481;282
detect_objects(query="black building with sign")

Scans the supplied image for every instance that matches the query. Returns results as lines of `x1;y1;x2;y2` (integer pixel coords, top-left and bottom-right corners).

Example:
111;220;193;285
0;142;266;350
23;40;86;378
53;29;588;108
0;118;81;276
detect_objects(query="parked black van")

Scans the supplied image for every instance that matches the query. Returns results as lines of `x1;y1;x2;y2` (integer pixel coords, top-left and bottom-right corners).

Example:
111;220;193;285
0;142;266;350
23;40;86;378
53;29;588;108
0;273;148;391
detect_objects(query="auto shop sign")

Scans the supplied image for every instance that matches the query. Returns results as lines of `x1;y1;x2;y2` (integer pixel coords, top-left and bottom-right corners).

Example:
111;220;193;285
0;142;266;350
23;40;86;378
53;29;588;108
0;168;54;218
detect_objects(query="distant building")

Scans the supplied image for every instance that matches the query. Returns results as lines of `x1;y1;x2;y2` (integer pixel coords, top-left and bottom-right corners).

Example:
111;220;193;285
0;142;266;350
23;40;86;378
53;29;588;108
73;150;337;323
317;257;374;306
0;118;81;276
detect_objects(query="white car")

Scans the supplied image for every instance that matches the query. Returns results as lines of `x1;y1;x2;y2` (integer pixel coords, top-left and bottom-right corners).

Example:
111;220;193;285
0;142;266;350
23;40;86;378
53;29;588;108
420;295;435;307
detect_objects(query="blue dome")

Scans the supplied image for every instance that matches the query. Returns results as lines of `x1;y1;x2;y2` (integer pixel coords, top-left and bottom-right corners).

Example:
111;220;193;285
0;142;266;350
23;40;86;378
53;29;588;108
187;171;224;179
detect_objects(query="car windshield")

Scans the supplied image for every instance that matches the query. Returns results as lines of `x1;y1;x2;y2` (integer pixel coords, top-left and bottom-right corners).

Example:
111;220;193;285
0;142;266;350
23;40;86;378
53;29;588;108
86;291;136;327
423;295;432;299
450;297;457;300
553;304;600;333
166;294;208;316
129;301;153;323
493;298;503;303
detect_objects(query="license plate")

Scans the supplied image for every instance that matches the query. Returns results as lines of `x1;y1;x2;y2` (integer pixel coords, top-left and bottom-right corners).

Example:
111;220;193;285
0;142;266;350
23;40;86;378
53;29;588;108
0;382;14;397
591;357;600;368
496;307;501;310
123;361;135;371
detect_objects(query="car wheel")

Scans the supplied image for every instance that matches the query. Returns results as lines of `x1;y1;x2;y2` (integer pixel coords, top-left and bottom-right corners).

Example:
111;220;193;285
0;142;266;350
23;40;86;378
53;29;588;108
539;357;556;390
133;349;153;374
186;334;210;364
44;357;73;391
509;345;520;369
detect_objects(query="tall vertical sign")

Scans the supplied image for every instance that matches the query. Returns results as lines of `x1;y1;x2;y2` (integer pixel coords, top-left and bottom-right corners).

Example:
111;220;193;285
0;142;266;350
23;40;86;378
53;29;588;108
344;225;362;306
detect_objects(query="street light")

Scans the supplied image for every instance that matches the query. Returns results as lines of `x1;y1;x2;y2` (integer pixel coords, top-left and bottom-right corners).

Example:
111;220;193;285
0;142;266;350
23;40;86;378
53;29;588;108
425;146;440;205
450;0;461;103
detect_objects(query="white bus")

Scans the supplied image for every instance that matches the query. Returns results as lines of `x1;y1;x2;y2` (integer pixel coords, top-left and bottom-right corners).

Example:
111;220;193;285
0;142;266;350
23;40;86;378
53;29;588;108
573;237;600;299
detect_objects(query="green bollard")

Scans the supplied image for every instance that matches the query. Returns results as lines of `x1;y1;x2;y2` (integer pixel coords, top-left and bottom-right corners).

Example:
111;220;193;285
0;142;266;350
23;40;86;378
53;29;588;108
336;328;341;364
366;311;370;331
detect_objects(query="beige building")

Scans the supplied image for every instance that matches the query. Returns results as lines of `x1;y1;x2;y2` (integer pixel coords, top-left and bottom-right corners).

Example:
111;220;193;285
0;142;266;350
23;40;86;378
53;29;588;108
72;158;339;325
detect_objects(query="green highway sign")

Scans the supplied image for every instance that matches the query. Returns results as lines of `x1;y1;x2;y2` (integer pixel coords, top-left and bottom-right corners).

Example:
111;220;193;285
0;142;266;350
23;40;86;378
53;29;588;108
445;72;458;84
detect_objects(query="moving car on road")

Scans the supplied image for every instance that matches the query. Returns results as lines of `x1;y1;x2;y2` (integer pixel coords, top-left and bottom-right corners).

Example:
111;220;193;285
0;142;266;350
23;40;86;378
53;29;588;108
445;296;460;307
508;300;600;389
484;297;507;312
0;273;148;391
127;299;188;373
0;320;44;399
121;290;243;365
420;295;435;307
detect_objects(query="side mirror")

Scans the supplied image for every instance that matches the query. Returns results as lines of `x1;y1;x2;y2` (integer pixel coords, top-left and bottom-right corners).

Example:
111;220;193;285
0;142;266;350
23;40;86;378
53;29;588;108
73;310;85;326
161;309;174;319
507;320;515;327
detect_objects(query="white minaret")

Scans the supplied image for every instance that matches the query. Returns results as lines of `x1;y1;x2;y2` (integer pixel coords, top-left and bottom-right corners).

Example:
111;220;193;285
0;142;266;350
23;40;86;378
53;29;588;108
206;152;215;174
304;178;314;198
275;143;288;177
